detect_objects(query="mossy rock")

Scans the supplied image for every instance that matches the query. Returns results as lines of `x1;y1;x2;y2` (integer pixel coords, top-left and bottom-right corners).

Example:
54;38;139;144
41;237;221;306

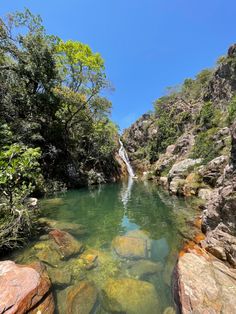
102;278;159;314
112;236;148;260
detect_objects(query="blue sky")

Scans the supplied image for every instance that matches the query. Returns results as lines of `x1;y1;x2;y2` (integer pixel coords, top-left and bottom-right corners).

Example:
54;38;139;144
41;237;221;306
1;1;236;130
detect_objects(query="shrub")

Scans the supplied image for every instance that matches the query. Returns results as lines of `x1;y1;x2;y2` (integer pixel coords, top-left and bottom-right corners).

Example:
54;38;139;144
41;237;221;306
196;101;222;129
227;95;236;125
0;143;41;251
191;128;220;163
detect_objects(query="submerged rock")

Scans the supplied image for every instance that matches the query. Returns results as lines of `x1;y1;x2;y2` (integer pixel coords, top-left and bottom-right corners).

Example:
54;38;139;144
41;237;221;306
126;229;150;240
173;251;236;313
163;306;176;314
35;240;61;266
112;235;148;259
47;267;72;288
80;251;98;270
126;259;162;279
65;281;99;314
0;260;54;314
77;249;120;288
103;278;159;314
49;229;84;260
39;217;87;236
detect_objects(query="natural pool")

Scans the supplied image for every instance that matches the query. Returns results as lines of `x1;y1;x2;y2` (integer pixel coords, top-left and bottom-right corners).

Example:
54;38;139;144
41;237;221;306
11;179;201;314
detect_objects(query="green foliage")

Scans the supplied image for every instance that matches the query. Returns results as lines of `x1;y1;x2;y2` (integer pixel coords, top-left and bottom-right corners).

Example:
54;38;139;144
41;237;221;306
227;95;236;124
182;69;213;100
196;101;224;129
0;8;119;190
191;102;226;163
0;144;41;206
149;100;192;161
0;143;41;251
0;9;120;251
191;128;220;163
216;55;227;65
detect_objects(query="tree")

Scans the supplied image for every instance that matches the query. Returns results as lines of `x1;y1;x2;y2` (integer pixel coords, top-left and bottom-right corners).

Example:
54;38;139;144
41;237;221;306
54;40;107;133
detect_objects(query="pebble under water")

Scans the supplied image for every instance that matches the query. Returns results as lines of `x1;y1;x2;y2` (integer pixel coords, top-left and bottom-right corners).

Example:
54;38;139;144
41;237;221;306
11;179;201;314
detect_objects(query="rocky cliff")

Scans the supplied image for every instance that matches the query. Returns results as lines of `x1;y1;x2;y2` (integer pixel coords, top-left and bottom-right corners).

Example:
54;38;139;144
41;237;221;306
123;44;236;312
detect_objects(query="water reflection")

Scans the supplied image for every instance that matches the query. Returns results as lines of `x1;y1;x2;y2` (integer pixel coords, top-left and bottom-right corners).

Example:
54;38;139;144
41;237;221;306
120;177;134;209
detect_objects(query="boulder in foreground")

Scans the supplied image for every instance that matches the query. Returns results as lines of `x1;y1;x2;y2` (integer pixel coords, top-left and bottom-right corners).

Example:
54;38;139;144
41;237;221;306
0;260;54;314
173;251;236;313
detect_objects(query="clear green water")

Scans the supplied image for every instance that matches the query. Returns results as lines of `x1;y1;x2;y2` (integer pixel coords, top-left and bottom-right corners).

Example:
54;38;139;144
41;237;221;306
12;179;200;314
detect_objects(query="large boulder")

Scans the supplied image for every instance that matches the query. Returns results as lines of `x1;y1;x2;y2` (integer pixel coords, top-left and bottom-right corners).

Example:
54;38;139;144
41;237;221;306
112;235;148;259
103;278;159;314
49;229;84;260
168;158;202;181
173;251;236;313
0;260;54;314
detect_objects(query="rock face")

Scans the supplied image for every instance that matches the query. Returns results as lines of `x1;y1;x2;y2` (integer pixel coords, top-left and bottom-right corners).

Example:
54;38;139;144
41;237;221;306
49;229;84;259
173;252;236;313
112;235;148;259
122;113;157;173
204;44;236;109
199;155;229;187
201;124;236;267
103;278;159;314
0;260;54;314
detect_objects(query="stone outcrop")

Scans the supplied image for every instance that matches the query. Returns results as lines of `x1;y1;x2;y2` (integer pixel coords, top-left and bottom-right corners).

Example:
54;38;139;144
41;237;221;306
204;44;236;109
199;155;229;187
173;251;236;313
168;158;202;180
0;260;54;314
201;124;236;267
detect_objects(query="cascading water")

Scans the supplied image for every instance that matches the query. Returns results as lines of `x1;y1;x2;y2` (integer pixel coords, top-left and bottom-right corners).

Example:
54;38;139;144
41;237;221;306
119;139;135;177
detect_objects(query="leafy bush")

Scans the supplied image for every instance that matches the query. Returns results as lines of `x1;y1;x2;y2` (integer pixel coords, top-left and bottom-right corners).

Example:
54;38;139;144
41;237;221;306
191;128;220;163
150;100;192;162
0;143;41;251
227;95;236;124
195;101;222;129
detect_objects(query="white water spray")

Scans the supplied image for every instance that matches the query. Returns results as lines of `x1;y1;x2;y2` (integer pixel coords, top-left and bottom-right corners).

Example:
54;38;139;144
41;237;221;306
118;139;135;177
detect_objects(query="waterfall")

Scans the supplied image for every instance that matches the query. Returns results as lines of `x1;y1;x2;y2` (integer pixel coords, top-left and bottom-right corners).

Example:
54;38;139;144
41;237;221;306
119;139;135;177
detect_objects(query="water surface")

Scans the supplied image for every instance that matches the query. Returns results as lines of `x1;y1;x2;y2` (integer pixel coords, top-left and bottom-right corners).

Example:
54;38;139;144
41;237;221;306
13;179;200;313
